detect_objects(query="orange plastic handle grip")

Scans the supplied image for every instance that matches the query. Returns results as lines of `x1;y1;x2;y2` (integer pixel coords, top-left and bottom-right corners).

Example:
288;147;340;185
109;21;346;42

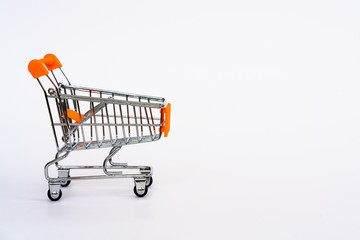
160;103;171;137
28;54;62;79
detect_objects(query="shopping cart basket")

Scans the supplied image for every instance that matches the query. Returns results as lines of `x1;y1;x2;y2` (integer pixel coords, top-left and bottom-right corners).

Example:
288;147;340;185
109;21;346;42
28;53;171;201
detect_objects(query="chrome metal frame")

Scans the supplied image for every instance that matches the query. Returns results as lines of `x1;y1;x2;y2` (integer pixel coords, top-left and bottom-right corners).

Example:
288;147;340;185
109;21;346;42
36;68;167;200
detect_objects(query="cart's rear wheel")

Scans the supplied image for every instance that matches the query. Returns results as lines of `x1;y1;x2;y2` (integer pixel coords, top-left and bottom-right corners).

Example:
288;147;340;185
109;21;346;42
133;186;148;197
60;180;71;187
146;177;153;187
47;189;62;201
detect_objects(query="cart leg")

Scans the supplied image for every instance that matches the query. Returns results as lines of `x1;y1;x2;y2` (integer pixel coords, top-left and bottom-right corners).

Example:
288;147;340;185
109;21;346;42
133;178;148;197
108;146;128;166
47;182;62;201
103;146;123;175
58;169;71;187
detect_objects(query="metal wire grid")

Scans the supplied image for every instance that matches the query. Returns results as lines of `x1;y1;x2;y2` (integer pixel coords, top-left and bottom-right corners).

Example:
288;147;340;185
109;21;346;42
38;69;166;153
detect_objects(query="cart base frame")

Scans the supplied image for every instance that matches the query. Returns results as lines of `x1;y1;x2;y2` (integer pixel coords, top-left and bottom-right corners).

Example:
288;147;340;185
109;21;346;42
45;146;153;201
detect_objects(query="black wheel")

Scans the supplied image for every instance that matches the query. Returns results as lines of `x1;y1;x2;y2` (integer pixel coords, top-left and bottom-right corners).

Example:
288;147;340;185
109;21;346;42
60;180;71;187
47;189;62;201
146;177;153;187
133;186;148;197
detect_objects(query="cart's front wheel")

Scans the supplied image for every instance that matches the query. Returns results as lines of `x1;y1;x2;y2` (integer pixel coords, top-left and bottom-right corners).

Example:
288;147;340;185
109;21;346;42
47;189;62;201
60;180;71;187
133;186;148;197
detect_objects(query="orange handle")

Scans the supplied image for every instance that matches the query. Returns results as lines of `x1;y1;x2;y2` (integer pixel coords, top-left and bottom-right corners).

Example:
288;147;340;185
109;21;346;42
28;54;62;79
160;103;171;137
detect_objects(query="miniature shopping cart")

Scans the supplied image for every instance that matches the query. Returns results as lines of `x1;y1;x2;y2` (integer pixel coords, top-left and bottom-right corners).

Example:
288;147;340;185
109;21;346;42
28;54;171;201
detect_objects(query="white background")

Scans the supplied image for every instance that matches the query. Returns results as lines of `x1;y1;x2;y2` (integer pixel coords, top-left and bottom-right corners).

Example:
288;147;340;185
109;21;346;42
0;0;360;239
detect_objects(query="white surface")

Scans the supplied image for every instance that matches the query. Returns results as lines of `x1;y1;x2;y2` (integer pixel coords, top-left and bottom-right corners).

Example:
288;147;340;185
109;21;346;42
1;0;360;239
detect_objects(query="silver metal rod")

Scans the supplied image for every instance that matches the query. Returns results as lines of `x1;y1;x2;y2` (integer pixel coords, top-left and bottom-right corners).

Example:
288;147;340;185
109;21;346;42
36;78;59;149
50;94;164;108
58;165;150;170
149;99;156;136
90;91;93;142
59;67;72;85
94;114;160;120
119;104;126;139
105;103;113;144
144;107;153;138
90;99;100;145
75;97;87;147
100;92;105;141
112;94;118;138
51;70;60;86
63;84;165;102
139;98;144;137
126;96;131;138
133;105;139;141
48;173;150;181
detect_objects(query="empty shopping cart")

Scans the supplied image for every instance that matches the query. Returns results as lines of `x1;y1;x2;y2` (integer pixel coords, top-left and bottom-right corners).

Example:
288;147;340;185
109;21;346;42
28;53;171;201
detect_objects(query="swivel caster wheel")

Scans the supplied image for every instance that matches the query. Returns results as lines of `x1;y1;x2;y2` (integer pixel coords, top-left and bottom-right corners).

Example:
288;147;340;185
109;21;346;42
47;189;62;201
133;186;148;197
